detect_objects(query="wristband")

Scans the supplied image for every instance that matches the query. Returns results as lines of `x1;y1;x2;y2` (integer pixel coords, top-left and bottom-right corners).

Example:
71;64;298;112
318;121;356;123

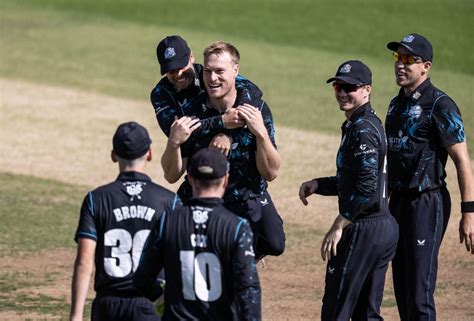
460;201;474;213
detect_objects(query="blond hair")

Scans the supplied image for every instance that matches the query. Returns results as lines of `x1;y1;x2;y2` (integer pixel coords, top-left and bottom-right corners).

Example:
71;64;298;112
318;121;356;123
203;41;240;65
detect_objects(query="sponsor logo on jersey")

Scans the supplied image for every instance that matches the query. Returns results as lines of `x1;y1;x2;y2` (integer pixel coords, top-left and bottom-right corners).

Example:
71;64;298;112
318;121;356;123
339;64;352;73
164;47;176;59
408;105;422;119
260;198;269;206
354;144;376;157
403;34;415;43
388;130;409;151
231;142;239;150
417;239;426;246
328;266;335;274
412;91;421;100
387;103;395;115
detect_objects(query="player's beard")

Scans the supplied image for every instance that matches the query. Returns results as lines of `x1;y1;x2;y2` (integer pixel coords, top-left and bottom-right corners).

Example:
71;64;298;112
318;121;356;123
174;68;196;92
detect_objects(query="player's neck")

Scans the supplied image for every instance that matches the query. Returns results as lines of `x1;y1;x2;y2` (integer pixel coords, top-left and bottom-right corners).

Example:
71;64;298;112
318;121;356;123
207;89;237;113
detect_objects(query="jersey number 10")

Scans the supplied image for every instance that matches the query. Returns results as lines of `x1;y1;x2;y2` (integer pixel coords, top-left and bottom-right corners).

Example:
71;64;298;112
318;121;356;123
180;251;223;302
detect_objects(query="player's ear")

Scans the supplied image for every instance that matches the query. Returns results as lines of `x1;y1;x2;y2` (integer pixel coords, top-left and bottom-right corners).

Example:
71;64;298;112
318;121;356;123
222;174;229;189
189;52;195;64
146;149;153;161
111;150;118;163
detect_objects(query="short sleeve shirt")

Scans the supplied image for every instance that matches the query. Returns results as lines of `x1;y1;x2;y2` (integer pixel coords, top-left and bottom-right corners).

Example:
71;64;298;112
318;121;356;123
75;171;180;296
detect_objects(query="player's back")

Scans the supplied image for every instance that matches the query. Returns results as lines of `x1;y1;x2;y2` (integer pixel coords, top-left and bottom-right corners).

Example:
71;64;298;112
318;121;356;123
160;197;259;321
75;171;179;296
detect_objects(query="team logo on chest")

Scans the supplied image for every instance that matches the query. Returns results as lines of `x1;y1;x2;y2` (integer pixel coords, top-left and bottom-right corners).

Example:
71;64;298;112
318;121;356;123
408;105;422;119
124;181;145;201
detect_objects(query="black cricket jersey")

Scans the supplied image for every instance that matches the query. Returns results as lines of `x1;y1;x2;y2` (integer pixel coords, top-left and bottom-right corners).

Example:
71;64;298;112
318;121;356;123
75;171;180;296
134;197;261;321
316;103;388;221
385;78;465;192
178;94;277;204
151;63;262;139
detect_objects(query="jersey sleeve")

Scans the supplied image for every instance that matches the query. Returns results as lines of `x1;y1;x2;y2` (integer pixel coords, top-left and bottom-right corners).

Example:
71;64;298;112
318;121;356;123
339;123;381;221
260;101;277;148
232;219;261;321
74;192;98;243
150;85;182;137
315;177;338;196
431;95;465;147
235;75;263;104
133;211;167;301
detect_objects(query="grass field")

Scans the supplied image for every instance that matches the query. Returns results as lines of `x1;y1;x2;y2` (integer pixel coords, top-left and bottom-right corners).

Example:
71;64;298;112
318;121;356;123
1;0;473;319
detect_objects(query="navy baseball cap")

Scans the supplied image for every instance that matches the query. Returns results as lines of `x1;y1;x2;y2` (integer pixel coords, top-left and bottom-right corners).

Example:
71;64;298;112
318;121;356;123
156;35;191;75
113;122;152;160
326;60;372;85
187;148;230;180
387;33;433;62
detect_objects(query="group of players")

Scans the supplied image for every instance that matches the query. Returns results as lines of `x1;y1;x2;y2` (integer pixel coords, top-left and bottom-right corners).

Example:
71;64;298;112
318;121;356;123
70;33;473;321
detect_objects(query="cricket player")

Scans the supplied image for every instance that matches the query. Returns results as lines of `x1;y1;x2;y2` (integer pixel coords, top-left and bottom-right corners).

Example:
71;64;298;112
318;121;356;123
151;35;262;139
134;148;261;321
299;60;399;320
70;122;179;321
160;41;285;260
385;33;474;321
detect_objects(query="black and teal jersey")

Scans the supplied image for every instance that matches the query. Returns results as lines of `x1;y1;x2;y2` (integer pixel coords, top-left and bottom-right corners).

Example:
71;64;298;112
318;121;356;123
75;171;180;296
385;78;465;192
316;103;388;221
179;93;277;203
134;197;261;321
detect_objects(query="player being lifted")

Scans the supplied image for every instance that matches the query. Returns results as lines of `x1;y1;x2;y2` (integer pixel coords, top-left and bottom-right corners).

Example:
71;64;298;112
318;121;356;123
70;122;179;321
160;41;285;261
134;148;261;321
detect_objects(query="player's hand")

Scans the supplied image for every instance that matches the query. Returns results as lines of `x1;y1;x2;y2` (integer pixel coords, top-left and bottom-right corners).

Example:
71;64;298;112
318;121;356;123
459;212;474;254
168;116;201;148
237;104;266;137
299;180;318;206
222;108;245;129
321;225;343;261
209;133;232;156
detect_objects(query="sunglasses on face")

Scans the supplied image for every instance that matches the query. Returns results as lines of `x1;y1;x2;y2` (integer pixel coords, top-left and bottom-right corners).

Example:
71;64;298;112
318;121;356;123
393;52;422;65
332;83;361;93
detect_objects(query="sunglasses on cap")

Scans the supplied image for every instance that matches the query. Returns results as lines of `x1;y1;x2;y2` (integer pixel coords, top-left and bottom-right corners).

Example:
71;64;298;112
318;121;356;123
393;52;422;65
332;83;364;93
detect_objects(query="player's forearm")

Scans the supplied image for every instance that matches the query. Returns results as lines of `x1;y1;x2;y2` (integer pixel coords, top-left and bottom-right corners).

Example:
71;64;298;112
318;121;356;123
161;140;186;183
255;134;280;181
70;258;93;320
448;143;474;203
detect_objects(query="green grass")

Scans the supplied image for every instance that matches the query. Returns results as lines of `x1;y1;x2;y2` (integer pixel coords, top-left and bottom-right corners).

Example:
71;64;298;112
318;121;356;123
1;1;473;147
0;172;86;256
3;0;473;75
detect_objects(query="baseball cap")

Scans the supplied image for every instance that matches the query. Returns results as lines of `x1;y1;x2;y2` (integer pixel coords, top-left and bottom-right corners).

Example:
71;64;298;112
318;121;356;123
113;121;152;160
187;148;230;180
156;35;191;75
387;33;433;62
326;60;372;85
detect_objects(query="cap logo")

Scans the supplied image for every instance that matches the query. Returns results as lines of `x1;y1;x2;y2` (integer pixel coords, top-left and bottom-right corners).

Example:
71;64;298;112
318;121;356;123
164;47;176;59
339;64;352;73
198;165;213;174
402;35;415;43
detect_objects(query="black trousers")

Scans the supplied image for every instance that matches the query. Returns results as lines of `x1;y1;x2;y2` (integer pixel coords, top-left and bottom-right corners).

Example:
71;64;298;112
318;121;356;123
321;213;399;321
92;296;160;321
389;186;451;321
225;190;285;260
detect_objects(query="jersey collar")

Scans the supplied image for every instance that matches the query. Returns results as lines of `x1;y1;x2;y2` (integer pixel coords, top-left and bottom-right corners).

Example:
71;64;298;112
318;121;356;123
116;171;152;182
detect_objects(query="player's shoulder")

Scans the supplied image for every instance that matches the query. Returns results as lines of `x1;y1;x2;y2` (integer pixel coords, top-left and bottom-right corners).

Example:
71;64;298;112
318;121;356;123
151;77;175;97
